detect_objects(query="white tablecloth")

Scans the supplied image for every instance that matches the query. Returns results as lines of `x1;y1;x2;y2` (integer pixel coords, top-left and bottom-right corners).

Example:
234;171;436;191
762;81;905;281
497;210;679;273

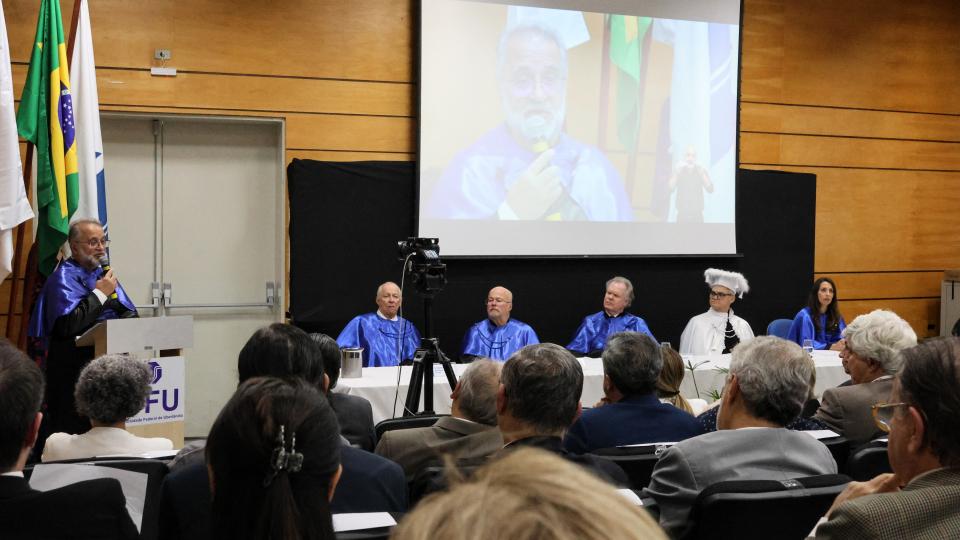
337;351;847;424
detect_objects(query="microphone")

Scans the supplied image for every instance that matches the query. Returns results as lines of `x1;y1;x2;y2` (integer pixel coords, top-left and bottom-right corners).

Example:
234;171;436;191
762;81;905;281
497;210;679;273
98;256;119;301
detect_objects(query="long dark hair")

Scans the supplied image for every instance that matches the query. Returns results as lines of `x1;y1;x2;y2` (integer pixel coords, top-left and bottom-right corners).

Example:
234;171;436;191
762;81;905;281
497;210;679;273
806;277;842;335
207;377;341;540
238;323;324;389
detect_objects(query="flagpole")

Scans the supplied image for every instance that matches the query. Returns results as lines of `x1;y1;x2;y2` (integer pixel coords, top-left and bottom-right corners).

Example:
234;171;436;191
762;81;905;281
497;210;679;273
66;0;81;63
5;145;32;343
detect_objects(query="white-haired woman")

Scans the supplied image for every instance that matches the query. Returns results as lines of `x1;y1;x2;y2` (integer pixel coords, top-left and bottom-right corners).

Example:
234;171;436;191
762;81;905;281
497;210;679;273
679;268;755;355
813;309;917;445
42;355;173;461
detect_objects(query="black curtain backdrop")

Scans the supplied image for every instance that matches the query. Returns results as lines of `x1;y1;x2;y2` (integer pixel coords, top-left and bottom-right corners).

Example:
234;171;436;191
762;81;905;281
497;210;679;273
289;159;815;359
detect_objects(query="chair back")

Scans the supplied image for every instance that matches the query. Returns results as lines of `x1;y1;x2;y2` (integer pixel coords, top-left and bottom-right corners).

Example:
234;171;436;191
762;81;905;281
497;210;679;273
588;445;668;490
766;319;794;338
375;415;445;445
819;436;851;472
681;474;851;540
845;443;891;481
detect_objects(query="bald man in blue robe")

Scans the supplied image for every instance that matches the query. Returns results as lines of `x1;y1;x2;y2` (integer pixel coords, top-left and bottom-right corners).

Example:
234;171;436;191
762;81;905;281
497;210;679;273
461;286;539;362
337;282;422;368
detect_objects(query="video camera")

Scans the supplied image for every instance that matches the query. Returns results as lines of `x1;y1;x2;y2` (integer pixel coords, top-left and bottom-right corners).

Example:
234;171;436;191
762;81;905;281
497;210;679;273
397;237;446;296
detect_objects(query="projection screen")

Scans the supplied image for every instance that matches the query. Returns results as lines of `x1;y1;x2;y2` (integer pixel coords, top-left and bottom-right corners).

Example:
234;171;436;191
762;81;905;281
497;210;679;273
418;0;742;256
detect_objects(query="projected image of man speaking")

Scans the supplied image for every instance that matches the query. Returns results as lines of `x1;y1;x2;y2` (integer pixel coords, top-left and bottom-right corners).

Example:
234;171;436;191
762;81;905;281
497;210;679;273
427;20;633;222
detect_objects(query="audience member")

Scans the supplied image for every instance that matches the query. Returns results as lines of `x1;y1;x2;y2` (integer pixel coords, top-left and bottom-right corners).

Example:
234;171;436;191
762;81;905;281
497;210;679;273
567;276;656;357
311;332;376;451
814;309;917;445
376;359;503;479
497;343;626;485
462;286;539;361
336;282;421;367
0;339;138;539
160;324;406;540
42;354;172;461
207;377;340;540
644;336;837;536
817;337;960;539
656;344;695;414
392;447;668;540
564;332;700;453
787;277;846;351
679;268;754;355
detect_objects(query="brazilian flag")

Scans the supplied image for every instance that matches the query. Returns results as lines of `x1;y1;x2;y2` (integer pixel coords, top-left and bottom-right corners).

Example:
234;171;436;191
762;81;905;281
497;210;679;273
609;15;652;151
16;0;78;276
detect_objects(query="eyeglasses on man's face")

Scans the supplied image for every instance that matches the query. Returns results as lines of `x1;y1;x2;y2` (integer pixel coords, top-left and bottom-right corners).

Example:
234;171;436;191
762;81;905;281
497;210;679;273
871;402;909;433
709;290;733;299
83;238;110;249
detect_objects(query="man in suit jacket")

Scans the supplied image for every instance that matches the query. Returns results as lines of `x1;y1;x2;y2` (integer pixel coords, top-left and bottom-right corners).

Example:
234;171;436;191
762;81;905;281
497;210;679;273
312;332;377;451
817;337;960;540
644;336;838;537
563;332;701;453
0;339;137;540
496;344;628;486
815;310;917;445
376;359;503;479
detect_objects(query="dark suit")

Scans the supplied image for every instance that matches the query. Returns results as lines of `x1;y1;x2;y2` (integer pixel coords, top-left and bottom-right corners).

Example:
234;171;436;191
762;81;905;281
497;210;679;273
504;436;629;487
0;475;138;540
331;392;376;451
817;467;960;539
814;377;893;445
643;427;838;537
375;416;502;480
563;394;703;453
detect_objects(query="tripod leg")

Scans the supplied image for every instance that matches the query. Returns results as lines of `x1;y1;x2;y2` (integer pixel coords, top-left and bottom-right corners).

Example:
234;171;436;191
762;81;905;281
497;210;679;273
404;357;425;417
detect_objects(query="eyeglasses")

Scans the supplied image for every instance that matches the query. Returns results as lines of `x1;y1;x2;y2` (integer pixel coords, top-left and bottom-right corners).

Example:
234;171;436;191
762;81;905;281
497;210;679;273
871;402;908;432
83;238;110;249
709;290;734;299
505;69;566;97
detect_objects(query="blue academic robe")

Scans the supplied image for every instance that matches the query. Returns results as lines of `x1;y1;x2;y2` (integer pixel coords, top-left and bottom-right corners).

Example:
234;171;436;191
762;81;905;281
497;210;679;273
336;312;421;367
28;258;138;339
461;318;539;361
786;308;846;350
566;311;656;355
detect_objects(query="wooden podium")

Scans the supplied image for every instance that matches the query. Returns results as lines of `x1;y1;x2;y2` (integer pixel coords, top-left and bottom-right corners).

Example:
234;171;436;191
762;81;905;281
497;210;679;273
76;315;193;448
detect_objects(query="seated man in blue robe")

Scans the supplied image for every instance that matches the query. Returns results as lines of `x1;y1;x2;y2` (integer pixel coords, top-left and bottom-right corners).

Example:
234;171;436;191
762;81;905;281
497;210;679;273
28;219;138;439
337;281;421;367
567;276;656;357
461;286;539;362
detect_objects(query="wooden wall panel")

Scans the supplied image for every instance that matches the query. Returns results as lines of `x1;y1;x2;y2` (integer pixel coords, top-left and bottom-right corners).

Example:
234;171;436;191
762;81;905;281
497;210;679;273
6;0;415;82
741;133;960;170
817;272;942;300
741;102;960;142
839;299;941;338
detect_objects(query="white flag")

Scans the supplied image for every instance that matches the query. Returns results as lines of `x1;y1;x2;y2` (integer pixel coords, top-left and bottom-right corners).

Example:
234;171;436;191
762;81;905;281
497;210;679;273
71;0;108;230
0;2;36;283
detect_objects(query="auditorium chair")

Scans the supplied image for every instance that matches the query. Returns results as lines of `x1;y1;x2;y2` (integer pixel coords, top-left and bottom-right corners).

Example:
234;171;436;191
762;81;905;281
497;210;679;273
26;456;170;540
765;319;794;338
845;441;891;481
819;435;851;472
680;474;851;540
588;444;668;490
374;414;447;446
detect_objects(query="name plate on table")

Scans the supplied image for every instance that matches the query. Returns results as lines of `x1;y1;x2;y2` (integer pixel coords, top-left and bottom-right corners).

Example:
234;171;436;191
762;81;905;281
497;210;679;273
128;356;185;426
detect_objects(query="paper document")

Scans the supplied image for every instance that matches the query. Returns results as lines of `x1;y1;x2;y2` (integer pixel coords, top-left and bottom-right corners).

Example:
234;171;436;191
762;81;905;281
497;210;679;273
803;430;841;440
332;512;397;532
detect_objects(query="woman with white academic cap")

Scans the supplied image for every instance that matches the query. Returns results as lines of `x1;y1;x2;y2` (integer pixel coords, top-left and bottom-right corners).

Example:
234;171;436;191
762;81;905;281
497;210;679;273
679;268;755;356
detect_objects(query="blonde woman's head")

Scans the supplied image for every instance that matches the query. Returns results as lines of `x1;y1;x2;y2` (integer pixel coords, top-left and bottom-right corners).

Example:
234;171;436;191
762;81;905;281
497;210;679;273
391;447;667;540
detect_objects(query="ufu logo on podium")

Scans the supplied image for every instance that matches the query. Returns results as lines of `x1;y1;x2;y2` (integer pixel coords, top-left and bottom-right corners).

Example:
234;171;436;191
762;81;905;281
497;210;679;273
144;360;180;413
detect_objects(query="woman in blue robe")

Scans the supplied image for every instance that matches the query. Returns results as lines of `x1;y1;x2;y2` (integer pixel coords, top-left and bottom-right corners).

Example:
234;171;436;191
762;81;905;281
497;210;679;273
787;277;846;350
